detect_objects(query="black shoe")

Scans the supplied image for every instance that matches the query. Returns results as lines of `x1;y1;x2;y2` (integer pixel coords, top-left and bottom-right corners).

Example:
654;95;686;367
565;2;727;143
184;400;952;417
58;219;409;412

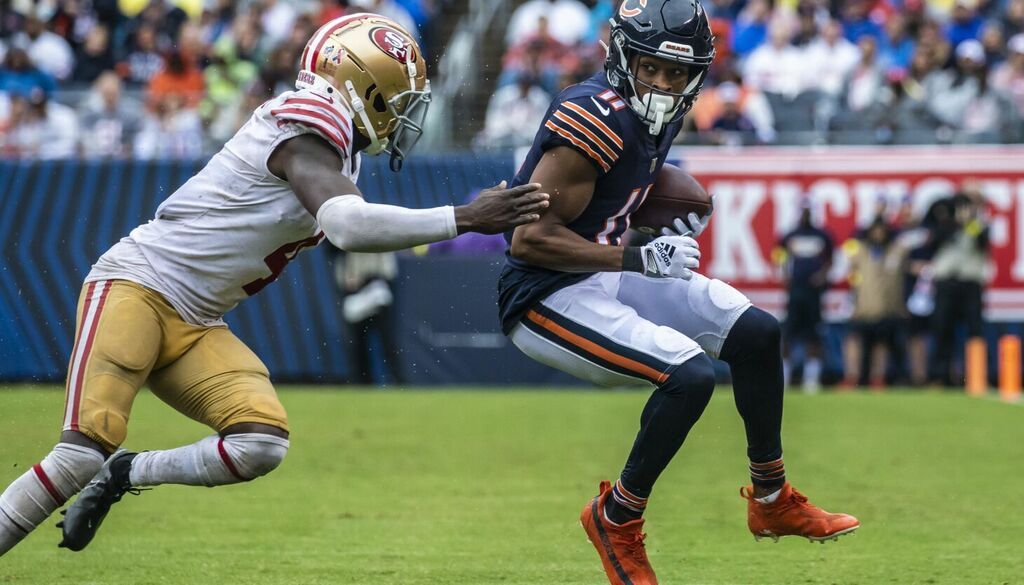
57;449;139;551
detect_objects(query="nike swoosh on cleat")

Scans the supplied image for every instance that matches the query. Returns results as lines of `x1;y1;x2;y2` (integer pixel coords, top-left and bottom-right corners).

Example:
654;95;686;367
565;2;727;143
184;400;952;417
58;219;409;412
591;497;633;585
590;96;611;116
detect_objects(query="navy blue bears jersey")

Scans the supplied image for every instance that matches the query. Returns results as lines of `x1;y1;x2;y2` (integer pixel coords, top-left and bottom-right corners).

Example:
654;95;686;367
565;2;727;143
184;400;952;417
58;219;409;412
497;72;684;334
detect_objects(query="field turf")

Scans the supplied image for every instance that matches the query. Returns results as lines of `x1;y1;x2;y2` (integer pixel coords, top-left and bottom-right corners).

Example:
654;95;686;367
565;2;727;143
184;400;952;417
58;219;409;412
0;386;1021;585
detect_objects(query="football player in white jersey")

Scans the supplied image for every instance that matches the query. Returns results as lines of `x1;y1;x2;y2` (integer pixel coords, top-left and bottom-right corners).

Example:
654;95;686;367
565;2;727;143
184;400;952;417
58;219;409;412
0;13;548;556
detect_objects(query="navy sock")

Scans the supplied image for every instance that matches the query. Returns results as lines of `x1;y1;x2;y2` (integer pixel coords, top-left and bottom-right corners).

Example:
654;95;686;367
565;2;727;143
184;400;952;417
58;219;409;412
603;479;648;524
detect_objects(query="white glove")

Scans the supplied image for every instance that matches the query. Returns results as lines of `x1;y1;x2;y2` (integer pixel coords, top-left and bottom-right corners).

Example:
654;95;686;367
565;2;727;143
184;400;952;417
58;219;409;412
640;235;700;280
661;196;714;238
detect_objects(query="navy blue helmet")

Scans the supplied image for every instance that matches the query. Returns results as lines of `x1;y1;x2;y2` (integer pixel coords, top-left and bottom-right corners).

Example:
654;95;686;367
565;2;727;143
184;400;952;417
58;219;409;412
604;0;716;134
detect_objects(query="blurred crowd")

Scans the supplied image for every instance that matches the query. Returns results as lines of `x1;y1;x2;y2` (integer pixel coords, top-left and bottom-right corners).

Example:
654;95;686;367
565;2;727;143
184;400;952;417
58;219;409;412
777;186;991;391
0;0;439;158
478;0;1024;147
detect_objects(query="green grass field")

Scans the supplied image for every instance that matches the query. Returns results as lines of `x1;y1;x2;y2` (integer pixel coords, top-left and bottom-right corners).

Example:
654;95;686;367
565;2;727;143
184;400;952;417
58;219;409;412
0;386;1021;585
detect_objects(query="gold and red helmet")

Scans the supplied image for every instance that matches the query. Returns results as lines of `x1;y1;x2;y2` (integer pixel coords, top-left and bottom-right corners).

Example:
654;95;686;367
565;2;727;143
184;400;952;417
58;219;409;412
299;13;430;169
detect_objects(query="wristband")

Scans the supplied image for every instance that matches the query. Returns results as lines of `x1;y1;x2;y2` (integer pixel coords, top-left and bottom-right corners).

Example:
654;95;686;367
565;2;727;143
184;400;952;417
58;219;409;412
622;246;645;273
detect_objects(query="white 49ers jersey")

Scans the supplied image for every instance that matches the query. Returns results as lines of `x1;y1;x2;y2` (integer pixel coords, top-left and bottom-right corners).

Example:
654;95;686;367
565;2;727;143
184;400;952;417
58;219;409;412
87;85;360;326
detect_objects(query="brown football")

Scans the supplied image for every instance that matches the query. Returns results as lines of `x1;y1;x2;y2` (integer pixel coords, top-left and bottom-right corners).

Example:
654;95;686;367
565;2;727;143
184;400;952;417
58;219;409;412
630;164;711;235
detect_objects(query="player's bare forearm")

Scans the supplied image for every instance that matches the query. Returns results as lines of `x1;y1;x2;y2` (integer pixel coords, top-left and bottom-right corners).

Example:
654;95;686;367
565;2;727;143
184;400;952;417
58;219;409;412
511;222;626;272
509;146;627;272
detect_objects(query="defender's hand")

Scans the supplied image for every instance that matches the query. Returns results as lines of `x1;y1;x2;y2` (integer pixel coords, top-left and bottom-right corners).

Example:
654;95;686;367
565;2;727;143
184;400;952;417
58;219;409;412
661;196;714;238
640;235;700;280
455;181;550;234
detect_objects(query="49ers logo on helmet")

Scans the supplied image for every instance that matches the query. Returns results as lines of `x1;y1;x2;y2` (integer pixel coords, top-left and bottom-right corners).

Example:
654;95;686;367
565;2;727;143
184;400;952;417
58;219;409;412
370;27;415;63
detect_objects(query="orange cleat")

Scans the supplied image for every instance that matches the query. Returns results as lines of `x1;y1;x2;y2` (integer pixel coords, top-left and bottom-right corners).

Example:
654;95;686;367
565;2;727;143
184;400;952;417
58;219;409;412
580;481;658;585
741;482;860;543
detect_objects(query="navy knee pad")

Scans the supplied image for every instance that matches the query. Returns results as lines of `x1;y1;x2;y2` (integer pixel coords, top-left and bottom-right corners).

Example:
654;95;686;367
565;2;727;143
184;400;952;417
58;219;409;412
661;353;716;400
721;307;781;362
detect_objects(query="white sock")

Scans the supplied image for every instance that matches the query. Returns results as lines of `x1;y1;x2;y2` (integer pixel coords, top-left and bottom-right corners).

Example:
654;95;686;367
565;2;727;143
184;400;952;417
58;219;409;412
803;358;821;393
755;489;782;504
129;433;289;488
0;443;105;556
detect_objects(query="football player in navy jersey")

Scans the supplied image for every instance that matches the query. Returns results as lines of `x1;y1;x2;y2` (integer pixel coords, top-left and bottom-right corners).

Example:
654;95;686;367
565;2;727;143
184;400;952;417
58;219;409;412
498;1;859;582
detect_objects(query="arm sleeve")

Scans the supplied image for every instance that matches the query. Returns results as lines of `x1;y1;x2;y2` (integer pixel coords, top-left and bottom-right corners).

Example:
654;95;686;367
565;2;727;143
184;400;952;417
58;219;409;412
539;96;625;177
316;195;458;253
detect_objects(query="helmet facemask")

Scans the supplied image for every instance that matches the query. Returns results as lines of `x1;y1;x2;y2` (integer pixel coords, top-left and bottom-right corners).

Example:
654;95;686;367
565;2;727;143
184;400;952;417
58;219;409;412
606;26;710;135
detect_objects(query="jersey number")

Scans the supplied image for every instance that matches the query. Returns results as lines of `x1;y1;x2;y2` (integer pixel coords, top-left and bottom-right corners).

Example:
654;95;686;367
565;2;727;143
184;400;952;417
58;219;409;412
242;233;325;296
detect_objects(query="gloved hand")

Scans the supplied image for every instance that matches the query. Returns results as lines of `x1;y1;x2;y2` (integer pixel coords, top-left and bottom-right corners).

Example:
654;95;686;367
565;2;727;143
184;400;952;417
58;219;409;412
639;234;701;280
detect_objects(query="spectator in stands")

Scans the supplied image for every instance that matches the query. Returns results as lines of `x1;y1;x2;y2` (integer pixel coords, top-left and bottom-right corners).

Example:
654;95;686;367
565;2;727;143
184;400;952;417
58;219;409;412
841;0;883;42
871;65;941;140
506;0;590;47
200;0;238;44
777;203;834;393
707;81;758;145
500;36;562;95
148;49;205;110
691;69;776;143
133;92;204;159
134;0;189;51
804;19;861;98
916;18;953;70
8;87;79;158
926;39;1018;140
945;0;984;48
991;33;1024;117
1005;0;1024;38
11;9;75;81
843;217;909;389
0;48;56;97
878;12;916;70
731;0;771;57
259;0;299;44
843;36;886;113
980;21;1007;65
79;72;143;157
743;16;804;98
476;70;551;148
203;20;260;123
71;24;115;85
791;2;820;47
928;187;990;386
119;24;164;86
350;0;418;40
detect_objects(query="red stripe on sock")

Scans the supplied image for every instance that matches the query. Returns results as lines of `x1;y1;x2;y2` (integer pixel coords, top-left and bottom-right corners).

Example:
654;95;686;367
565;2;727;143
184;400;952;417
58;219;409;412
217;439;246;481
750;458;784;470
32;464;66;506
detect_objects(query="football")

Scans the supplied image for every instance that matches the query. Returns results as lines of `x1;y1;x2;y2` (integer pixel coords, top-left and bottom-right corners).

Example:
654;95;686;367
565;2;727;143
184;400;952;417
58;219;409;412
630;164;712;235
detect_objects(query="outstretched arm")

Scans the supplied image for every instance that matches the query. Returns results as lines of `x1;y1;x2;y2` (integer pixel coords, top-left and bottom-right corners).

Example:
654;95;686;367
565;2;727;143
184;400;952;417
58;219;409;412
270;134;549;252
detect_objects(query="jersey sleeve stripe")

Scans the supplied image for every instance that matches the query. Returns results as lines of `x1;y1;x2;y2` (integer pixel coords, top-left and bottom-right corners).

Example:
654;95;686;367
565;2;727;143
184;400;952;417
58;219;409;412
280;98;352;143
562;102;624;149
552;110;618;164
271;107;350;155
545;120;610;172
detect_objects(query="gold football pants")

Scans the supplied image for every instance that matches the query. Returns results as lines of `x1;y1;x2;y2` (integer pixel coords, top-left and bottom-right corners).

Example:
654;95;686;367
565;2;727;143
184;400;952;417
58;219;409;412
62;280;288;452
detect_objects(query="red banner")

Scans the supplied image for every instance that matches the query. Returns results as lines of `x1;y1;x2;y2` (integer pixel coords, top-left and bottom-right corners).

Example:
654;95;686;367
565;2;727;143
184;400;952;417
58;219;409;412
672;146;1024;321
